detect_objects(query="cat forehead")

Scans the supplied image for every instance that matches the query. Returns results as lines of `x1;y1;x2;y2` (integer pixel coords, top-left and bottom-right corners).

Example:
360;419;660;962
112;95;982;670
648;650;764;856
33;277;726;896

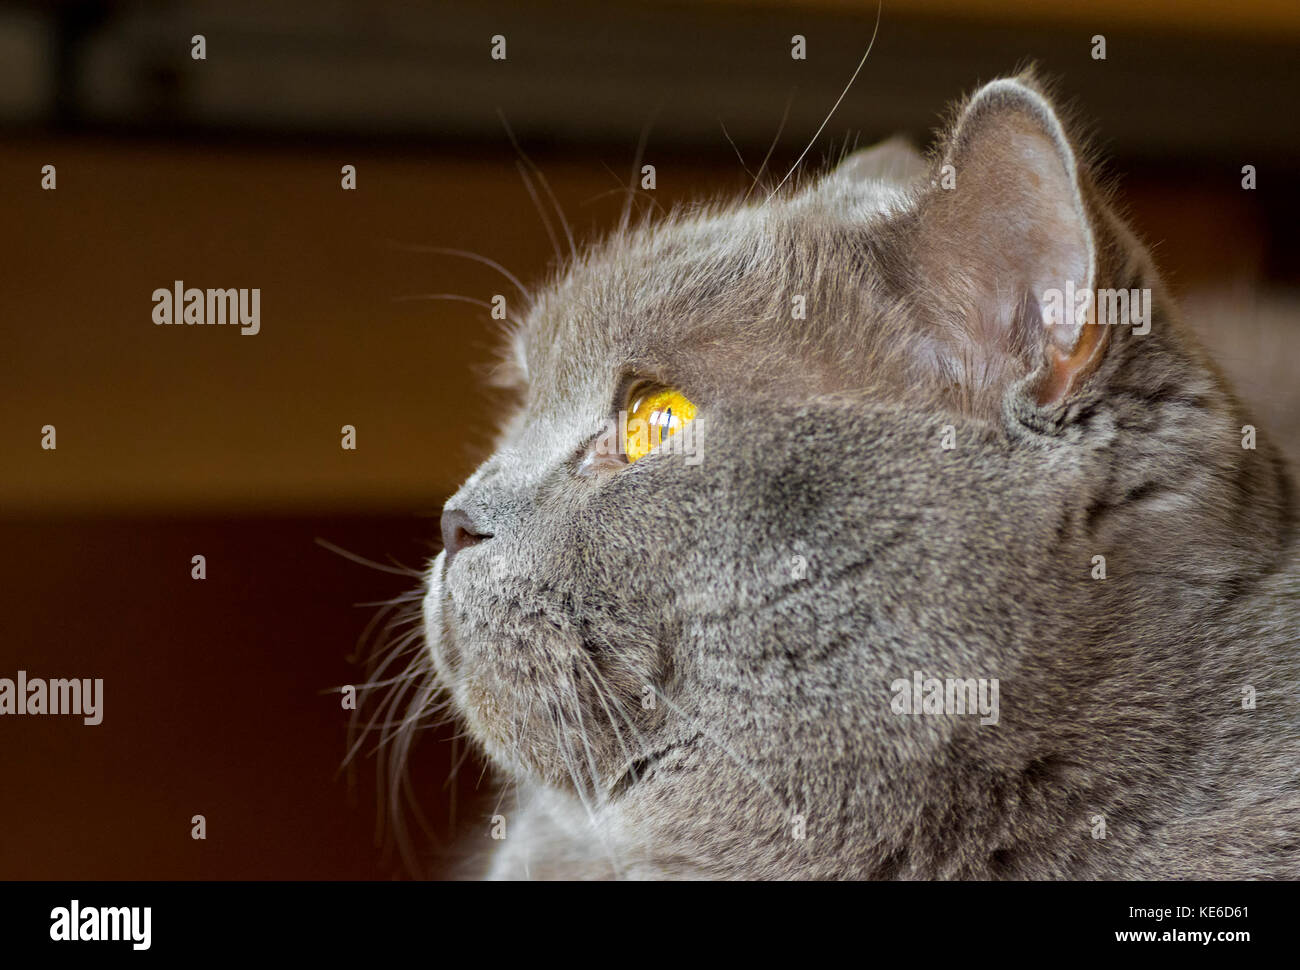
515;170;917;386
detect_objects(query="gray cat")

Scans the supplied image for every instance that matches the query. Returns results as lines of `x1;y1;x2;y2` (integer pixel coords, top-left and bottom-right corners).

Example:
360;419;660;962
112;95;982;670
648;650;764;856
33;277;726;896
419;73;1300;879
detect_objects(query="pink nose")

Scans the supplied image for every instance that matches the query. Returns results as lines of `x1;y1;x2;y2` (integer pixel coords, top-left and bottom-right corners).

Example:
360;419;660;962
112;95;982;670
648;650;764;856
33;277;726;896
440;508;491;566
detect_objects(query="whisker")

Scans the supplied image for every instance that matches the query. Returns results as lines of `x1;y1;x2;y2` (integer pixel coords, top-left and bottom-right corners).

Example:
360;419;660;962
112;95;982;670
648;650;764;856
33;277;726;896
545;661;625;878
497;108;577;260
515;160;564;264
392;292;489;309
622;103;662;233
765;0;882;204
719;118;755;181
572;649;650;793
581;181;667;219
392;293;527;329
383;241;533;301
315;537;423;577
650;686;790;821
744;90;796;204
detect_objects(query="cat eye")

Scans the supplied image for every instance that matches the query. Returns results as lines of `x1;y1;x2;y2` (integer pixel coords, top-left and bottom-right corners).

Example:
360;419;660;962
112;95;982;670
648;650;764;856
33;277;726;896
624;386;697;463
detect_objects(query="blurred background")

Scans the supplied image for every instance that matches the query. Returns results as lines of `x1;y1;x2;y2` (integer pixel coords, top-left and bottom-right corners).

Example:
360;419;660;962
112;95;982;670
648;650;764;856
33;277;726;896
1;0;1297;879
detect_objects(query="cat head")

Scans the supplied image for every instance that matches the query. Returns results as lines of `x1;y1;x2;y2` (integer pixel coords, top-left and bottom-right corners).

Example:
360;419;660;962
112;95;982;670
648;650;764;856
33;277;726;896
422;73;1291;877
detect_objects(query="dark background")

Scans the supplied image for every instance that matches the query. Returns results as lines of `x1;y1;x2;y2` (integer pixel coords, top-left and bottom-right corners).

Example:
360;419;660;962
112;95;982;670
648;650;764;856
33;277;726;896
2;0;1298;878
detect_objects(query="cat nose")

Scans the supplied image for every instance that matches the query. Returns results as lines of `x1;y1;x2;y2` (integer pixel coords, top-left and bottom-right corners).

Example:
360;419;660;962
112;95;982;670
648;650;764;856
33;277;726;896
440;508;492;567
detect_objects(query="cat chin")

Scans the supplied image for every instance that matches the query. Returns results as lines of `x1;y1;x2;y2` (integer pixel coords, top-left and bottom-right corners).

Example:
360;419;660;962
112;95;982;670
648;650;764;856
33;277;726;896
423;569;591;789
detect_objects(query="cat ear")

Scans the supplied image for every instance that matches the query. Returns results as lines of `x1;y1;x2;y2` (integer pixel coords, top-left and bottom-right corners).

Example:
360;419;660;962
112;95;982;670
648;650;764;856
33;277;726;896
913;77;1107;406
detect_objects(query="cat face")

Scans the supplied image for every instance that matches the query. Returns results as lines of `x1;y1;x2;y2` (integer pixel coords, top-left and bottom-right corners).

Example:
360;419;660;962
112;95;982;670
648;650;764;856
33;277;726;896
425;158;930;789
422;75;1292;877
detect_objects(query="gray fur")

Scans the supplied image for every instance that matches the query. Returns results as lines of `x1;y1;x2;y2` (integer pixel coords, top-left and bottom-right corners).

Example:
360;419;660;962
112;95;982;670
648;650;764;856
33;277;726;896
421;73;1300;879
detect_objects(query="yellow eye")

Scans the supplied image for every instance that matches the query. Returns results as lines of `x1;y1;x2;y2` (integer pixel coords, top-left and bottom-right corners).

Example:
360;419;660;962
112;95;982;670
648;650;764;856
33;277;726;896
625;386;697;463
